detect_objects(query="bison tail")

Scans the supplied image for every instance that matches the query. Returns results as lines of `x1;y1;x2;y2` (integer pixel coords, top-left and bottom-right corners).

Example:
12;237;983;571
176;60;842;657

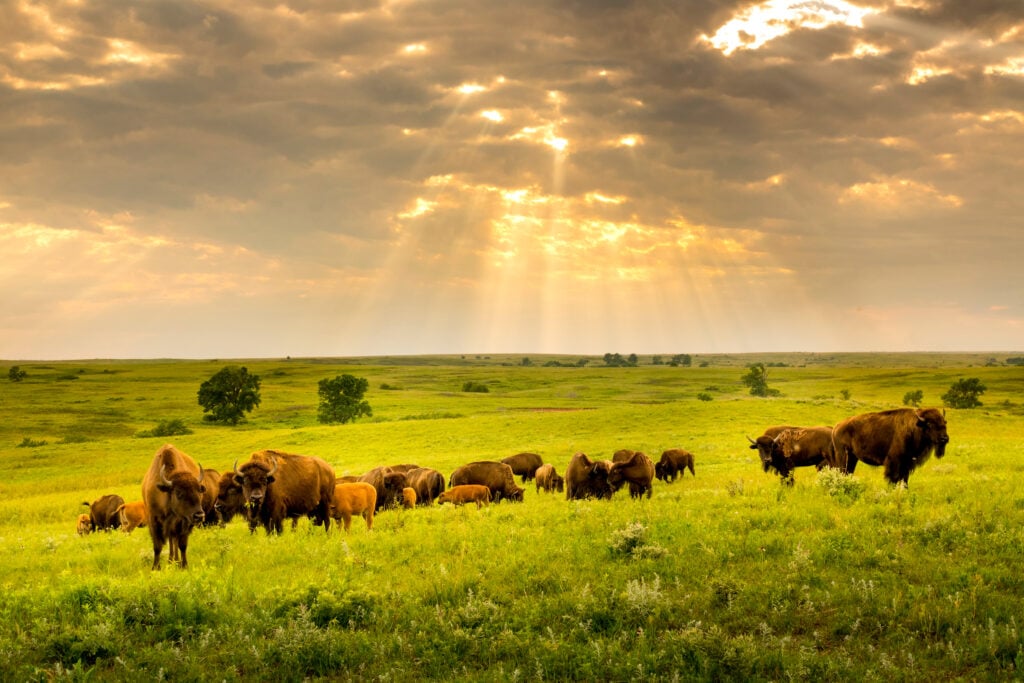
82;501;91;507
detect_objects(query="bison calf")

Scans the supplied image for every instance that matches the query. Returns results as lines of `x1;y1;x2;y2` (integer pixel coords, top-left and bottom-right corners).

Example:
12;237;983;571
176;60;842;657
437;485;491;508
116;500;148;533
76;513;92;536
330;482;377;533
402;487;417;508
534;463;564;493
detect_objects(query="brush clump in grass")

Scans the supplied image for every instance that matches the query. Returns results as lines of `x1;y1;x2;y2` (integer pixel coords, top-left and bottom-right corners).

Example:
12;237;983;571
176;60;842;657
609;522;667;559
462;381;489;393
135;419;193;438
816;467;865;502
17;437;48;448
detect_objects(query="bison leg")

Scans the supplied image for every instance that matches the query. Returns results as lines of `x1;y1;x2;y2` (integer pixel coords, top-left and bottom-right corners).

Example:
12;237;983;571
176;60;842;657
151;537;165;571
177;534;190;569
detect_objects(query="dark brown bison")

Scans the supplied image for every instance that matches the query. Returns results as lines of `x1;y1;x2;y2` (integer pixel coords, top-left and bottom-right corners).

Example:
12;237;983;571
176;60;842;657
437;484;491;508
214;470;246;524
534;463;564;493
82;494;125;532
748;425;799;478
233;449;336;534
449;461;524;502
655;449;696;482
749;426;834;484
565;453;613;501
608;451;655;499
405;467;446;505
142;444;206;570
385;463;421;474
501;452;544;482
832;408;949;486
329;482;377;532
358;466;409;511
116;500;148;533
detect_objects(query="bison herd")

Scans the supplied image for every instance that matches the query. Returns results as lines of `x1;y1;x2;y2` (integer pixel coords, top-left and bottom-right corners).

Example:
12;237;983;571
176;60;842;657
77;406;949;570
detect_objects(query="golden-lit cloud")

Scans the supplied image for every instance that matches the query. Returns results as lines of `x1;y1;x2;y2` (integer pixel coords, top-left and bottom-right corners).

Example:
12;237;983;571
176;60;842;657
839;177;964;208
701;0;876;55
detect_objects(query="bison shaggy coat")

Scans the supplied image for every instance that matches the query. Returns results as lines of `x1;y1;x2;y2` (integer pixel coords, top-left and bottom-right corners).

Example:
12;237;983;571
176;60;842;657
831;408;949;486
534;463;564;493
142;444;206;570
655;449;696;482
608;451;655;499
82;494;125;532
437;485;491;508
565;453;613;501
500;452;544;482
329;482;377;532
214;470;246;524
359;466;409;511
199;468;221;526
234;450;336;534
404;467;446;505
449;461;524;502
116;500;148;533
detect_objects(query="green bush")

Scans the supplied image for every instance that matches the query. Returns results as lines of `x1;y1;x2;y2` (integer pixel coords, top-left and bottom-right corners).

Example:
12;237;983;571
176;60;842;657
903;389;924;406
697;392;713;402
135;419;193;438
17;437;47;448
942;377;986;409
462;381;489;393
816;467;865;502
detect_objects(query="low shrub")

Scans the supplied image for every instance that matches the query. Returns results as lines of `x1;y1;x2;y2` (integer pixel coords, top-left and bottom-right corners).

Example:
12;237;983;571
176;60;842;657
462;381;489;393
135;419;193;438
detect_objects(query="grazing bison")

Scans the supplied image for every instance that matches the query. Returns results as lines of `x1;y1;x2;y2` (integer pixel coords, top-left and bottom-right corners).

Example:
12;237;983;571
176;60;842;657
142;444;206;570
82;494;125;532
565;453;614;501
534;463;564;493
76;513;92;536
329;482;377;532
832;408;950;486
214;471;246;524
116;500;148;533
449;461;524;502
233;450;336;534
404;467;446;505
386;463;421;474
402;487;417;508
608;451;655;499
655;449;696;482
501;452;544;482
437;485;491;508
359;466;409;511
749;426;834;484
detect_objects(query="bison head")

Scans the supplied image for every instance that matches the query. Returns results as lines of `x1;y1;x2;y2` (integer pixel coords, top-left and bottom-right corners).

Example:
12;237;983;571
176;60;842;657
552;474;565;493
157;465;206;525
654;461;668;482
234;457;279;511
916;408;950;457
215;471;246;523
748;435;781;473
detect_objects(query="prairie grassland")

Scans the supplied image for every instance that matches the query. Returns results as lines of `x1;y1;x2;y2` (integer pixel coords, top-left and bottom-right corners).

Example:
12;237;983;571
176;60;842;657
0;354;1022;681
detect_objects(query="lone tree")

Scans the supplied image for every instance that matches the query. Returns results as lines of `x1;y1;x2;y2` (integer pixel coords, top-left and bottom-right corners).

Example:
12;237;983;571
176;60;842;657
318;374;372;424
903;389;924;407
741;362;778;397
7;366;27;382
197;365;262;424
942;377;987;409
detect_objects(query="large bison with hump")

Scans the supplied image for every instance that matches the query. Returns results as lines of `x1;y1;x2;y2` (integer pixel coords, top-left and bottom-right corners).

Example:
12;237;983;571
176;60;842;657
449;461;524;502
358;466;409;511
608;451;655;499
404;467;446;505
142;444;207;570
565;452;613;501
82;494;124;532
500;452;544;483
831;408;949;486
748;425;834;484
233;449;336;534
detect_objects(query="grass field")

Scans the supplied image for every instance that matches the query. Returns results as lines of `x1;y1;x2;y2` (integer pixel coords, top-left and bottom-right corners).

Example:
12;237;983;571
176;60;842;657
0;353;1022;681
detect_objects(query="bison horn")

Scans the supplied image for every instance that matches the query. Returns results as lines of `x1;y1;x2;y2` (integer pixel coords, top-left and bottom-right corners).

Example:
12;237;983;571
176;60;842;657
197;463;204;482
233;459;240;475
159;464;172;487
267;456;279;477
746;436;756;445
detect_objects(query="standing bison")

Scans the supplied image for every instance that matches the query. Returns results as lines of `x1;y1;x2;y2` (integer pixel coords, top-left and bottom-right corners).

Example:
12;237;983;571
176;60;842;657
437;485;491;508
500;452;544;482
565;453;613;501
655;449;695;482
534;464;564;493
82;494;125;532
359;466;409;511
831;408;949;486
233;449;336;534
116;500;148;533
329;482;377;533
142;444;206;570
404;467;446;505
749;426;834;485
449;461;524;502
607;451;655;499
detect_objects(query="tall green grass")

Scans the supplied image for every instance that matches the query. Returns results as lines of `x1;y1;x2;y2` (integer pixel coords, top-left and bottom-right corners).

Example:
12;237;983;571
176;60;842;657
0;354;1021;680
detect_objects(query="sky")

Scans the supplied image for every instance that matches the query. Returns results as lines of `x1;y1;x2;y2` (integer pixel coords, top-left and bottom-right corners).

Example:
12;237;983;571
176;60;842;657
2;0;1023;359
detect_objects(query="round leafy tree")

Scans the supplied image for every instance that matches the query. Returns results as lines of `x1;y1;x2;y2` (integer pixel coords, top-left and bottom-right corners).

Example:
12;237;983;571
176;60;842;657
941;377;986;409
318;374;372;424
197;365;262;424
